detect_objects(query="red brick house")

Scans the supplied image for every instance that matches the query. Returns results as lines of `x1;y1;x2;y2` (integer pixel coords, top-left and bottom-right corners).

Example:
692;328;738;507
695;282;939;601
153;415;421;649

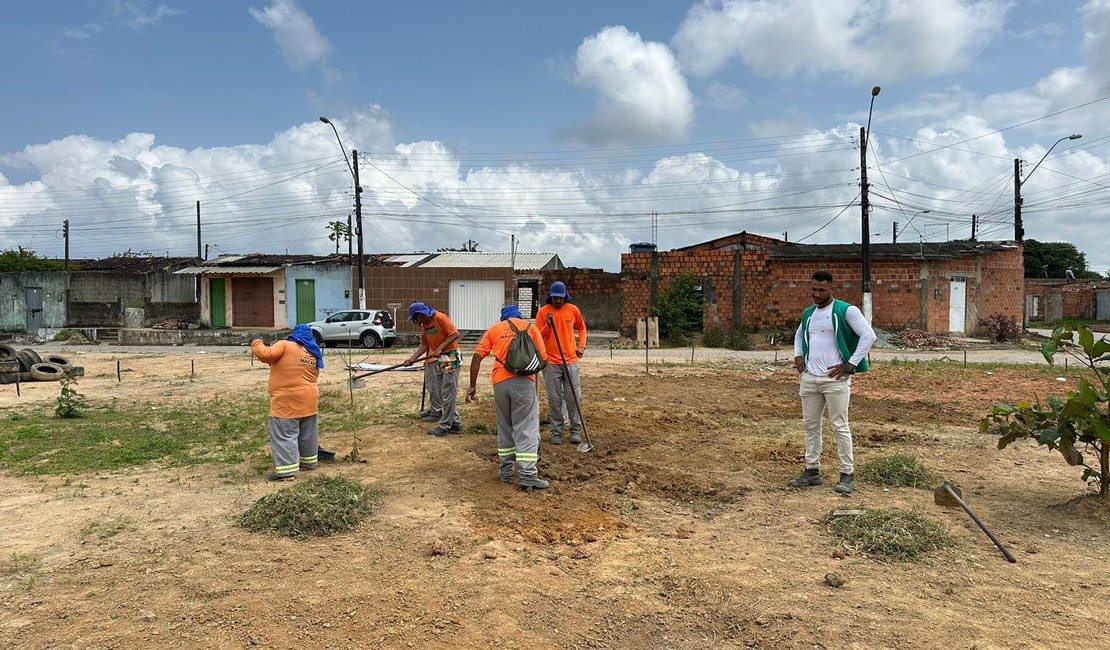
1025;278;1110;323
620;232;1024;335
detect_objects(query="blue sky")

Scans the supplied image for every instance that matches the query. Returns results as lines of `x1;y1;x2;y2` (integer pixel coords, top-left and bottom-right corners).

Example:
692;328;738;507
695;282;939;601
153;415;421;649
2;0;1109;273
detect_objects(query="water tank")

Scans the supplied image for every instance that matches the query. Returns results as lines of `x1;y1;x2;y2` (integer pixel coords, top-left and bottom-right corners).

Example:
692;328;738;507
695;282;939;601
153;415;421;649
629;242;657;253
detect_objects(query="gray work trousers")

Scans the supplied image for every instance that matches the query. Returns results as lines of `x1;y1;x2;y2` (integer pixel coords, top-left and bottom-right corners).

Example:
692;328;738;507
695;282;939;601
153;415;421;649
799;372;854;474
542;363;582;436
425;363;462;430
269;415;319;477
494;377;541;479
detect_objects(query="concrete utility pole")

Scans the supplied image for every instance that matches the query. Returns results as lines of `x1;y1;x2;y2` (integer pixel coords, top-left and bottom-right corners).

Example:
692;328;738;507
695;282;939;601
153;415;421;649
1013;158;1023;242
352;149;366;310
971;214;977;240
892;222;898;244
196;201;202;301
63;220;70;271
860;85;880;323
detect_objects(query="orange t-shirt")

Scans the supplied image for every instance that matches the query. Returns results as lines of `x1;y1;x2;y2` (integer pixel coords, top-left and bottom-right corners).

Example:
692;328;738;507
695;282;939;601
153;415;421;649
535;303;587;365
420;311;459;365
251;339;320;418
474;318;548;385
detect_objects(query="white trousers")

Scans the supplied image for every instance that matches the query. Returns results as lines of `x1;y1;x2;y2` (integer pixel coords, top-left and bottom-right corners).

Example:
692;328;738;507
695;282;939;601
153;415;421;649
799;372;854;474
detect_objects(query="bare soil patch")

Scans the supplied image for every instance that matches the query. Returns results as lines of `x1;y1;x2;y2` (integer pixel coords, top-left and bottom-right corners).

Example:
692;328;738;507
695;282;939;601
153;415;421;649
1;350;1107;649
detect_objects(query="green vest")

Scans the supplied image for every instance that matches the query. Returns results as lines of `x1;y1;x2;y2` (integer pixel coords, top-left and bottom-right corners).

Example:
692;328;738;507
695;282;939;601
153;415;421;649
799;299;869;373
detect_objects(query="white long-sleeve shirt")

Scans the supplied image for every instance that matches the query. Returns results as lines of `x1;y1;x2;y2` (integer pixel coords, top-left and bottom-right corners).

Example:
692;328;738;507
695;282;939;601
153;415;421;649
793;303;877;376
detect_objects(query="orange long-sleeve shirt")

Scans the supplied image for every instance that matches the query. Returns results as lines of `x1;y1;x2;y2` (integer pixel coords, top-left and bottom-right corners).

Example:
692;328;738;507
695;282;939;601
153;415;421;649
420;311;460;365
251;339;320;418
535;303;587;365
474;318;548;385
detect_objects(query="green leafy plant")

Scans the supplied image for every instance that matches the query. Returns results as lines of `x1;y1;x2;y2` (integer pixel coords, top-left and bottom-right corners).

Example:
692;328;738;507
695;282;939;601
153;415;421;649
725;327;752;351
652;271;703;338
0;247;64;272
980;325;1110;497
702;327;727;348
55;375;88;419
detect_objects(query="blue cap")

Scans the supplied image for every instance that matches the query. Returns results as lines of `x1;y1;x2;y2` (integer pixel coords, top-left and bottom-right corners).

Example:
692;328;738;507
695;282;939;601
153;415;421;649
408;301;435;321
548;281;568;298
500;305;522;321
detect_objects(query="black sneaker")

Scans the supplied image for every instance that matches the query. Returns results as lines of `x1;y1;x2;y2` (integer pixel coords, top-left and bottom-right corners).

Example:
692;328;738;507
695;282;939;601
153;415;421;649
266;472;296;482
518;475;550;490
448;423;463;434
788;468;823;488
427;426;450;437
299;463;317;471
833;473;855;494
317;448;337;463
420;414;441;423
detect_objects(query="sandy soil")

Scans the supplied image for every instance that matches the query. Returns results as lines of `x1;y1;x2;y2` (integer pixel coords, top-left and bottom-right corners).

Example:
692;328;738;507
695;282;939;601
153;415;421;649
1;346;1108;649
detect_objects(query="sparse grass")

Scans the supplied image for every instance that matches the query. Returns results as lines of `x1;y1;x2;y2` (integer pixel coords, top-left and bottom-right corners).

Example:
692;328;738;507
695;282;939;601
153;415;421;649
0;396;271;475
858;453;937;489
79;515;130;540
238;475;379;540
467;422;494;435
826;508;952;561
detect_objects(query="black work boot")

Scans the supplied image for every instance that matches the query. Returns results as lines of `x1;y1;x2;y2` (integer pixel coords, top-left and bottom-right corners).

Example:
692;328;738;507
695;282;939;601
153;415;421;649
788;468;823;488
833;473;854;494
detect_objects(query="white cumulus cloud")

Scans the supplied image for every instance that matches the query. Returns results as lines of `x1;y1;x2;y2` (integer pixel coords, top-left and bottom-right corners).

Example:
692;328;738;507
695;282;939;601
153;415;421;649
560;26;694;145
113;1;184;29
249;0;332;71
673;0;1007;81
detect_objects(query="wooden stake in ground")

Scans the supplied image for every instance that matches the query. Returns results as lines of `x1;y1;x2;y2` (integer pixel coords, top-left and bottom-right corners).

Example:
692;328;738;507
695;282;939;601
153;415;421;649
117;360;121;382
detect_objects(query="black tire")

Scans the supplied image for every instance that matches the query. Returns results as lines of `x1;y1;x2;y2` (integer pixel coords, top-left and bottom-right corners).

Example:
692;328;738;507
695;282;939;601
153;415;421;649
324;341;339;348
360;330;382;349
0;343;15;360
15;351;37;372
312;330;324;345
44;354;72;369
30;362;65;381
20;348;42;365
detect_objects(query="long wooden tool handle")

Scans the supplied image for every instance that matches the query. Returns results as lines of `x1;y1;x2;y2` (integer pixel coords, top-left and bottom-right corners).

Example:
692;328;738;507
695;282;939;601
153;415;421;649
351;354;433;381
945;485;1017;563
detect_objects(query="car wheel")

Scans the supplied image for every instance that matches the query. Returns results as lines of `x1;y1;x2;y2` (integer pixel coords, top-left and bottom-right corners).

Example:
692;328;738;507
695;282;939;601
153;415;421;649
360;330;382;349
324;341;338;348
383;338;395;348
312;330;324;344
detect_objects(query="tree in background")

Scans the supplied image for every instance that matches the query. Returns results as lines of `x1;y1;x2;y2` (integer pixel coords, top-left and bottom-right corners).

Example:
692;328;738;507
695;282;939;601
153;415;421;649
1023;240;1101;279
652;271;704;338
325;221;351;255
0;248;64;272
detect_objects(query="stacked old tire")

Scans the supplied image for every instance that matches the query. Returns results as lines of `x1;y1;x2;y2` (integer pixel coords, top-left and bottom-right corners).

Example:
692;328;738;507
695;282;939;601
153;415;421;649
0;345;77;384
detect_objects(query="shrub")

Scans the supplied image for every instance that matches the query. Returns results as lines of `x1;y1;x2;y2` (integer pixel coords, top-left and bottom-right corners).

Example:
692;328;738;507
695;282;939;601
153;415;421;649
826;508;952;561
725;328;752;351
652;271;703;338
979;313;1022;342
665;330;693;347
239;476;378;540
55;376;88;419
702;327;727;348
981;325;1110;497
858;453;937;488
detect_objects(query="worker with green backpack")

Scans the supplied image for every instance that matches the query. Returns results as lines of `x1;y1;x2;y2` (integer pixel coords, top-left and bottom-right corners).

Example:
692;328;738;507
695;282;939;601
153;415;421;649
789;270;877;495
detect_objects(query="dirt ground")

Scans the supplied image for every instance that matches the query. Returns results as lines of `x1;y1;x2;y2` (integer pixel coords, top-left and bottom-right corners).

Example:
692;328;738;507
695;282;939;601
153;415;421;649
1;346;1108;649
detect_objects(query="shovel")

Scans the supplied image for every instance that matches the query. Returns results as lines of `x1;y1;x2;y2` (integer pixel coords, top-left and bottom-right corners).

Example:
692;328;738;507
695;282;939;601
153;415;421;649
934;482;1016;563
348;355;433;389
546;314;594;453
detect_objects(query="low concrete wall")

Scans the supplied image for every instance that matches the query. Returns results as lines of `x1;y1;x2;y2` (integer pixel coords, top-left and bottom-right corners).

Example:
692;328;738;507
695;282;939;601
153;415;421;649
68;300;123;327
143;301;200;326
118;328;292;346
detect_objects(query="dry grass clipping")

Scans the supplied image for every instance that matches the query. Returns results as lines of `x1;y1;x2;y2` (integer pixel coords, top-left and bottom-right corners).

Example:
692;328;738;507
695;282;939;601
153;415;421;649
826;508;952;561
858;453;937;489
239;476;378;540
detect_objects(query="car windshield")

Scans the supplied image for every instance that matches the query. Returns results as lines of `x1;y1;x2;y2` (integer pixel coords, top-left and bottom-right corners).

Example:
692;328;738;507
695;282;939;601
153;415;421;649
326;312;348;323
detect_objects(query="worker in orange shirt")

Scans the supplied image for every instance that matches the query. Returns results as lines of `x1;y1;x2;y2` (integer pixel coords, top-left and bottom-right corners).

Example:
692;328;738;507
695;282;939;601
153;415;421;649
466;305;550;490
535;281;587;445
250;324;323;481
403;302;463;436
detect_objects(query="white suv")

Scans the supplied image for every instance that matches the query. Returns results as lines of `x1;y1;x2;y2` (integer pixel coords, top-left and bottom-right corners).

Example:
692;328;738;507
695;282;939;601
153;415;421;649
308;309;397;349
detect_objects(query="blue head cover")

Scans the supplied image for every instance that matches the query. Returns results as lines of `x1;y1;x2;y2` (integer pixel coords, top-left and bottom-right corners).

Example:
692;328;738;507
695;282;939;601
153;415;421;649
500;305;522;321
545;280;572;305
288;324;324;369
408;301;436;322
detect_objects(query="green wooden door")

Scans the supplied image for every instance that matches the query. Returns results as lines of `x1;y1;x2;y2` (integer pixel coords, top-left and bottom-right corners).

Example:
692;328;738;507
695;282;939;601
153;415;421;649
209;278;226;328
295;279;316;325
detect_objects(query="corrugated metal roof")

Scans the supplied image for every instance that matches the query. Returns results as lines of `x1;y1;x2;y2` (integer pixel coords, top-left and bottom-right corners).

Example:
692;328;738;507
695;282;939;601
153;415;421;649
770;241;1017;260
174;266;281;275
412;252;561;271
384;254;436;267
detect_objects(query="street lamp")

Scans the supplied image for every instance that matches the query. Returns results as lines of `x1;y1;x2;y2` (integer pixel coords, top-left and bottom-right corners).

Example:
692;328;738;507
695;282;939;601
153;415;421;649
319;116;366;309
1014;133;1081;241
895;209;931;243
860;85;881;322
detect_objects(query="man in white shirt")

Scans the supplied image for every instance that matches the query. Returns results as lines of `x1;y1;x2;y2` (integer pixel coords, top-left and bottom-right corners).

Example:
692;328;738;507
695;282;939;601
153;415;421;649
789;271;877;494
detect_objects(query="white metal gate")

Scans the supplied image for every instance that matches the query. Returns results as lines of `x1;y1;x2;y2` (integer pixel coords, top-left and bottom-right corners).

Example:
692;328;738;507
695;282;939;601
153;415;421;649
449;279;505;330
1097;290;1110;321
949;279;966;333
